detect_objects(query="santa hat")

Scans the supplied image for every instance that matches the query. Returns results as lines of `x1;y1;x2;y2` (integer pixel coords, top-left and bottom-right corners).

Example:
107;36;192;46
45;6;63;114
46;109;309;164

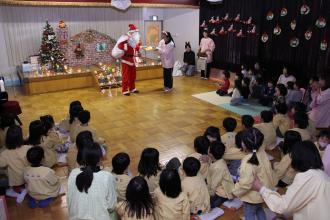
128;24;139;32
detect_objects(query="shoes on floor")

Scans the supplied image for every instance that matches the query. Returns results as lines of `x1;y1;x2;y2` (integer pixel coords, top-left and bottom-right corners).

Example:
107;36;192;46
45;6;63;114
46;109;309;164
123;92;130;96
130;89;139;94
28;197;37;209
38;197;53;208
164;88;173;92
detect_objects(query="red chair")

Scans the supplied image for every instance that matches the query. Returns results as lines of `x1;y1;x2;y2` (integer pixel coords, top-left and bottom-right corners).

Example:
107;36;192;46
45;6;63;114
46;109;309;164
0;92;22;125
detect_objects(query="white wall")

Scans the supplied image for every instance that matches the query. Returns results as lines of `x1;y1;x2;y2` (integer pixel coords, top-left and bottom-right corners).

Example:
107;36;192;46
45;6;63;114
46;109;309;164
163;8;199;62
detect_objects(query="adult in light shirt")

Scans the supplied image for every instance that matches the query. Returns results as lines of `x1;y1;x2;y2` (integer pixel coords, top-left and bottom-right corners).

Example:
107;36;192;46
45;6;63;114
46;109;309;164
199;30;215;79
252;141;330;220
277;66;296;87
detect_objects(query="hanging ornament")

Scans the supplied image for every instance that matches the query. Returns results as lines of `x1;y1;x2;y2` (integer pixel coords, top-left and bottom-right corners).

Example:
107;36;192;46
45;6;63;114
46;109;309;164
234;14;241;22
210;28;217;36
290;37;299;47
209;16;215;24
273;25;282;35
227;24;236;32
223;13;229;21
261;33;269;43
300;4;310;15
200;20;207;28
290;20;297;30
280;8;288;17
245;17;252;25
236;29;244;38
304;29;313;40
315;17;327;28
320;40;328;51
218;27;227;35
247;25;256;34
266;11;274;21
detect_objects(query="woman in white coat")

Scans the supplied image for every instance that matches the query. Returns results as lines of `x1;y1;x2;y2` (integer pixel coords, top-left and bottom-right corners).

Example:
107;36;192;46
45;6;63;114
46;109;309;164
252;141;330;220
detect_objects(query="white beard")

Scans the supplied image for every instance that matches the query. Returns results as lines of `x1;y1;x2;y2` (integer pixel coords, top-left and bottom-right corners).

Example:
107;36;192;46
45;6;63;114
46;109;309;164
128;32;140;48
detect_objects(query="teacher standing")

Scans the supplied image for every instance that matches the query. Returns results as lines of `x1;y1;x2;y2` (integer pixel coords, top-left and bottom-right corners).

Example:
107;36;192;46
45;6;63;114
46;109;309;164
158;31;175;92
199;30;215;79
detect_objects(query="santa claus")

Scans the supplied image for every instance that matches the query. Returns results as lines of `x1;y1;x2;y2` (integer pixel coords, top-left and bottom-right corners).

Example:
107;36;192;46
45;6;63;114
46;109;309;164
112;24;141;96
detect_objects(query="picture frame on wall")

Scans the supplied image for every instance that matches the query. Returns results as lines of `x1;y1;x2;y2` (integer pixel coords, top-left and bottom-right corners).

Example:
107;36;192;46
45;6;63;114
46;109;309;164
144;20;163;47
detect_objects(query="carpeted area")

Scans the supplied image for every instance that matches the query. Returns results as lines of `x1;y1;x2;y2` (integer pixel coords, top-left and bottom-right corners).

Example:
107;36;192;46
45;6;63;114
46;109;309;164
192;90;270;116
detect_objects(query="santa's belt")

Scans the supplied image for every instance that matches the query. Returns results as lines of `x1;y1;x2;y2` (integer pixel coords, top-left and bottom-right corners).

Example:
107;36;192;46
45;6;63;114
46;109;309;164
123;55;134;58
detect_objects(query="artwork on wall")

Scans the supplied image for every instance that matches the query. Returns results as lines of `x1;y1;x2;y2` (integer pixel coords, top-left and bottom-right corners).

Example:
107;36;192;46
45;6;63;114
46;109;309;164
96;43;107;52
144;20;162;46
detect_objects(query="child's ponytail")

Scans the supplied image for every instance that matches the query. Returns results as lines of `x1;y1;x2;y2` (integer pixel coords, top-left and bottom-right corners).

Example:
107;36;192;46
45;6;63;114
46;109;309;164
242;127;264;166
76;165;93;193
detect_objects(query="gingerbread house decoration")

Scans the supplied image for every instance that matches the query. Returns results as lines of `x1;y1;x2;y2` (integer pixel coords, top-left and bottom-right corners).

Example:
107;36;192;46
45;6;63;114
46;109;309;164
64;29;116;66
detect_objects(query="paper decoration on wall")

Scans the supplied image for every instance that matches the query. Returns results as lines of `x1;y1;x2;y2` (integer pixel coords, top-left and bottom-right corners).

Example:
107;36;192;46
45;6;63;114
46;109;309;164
280;8;288;17
111;0;131;10
320;40;328;51
209;16;215;23
210;28;217;36
218;27;227;35
266;11;274;21
261;33;269;43
304;29;312;40
223;13;229;21
228;24;236;32
236;29;244;37
215;16;220;24
59;20;66;29
96;43;107;52
315;17;326;28
273;25;281;35
200;20;207;28
245;17;252;24
290;20;297;30
234;14;241;22
300;4;310;15
247;25;256;34
290;37;299;47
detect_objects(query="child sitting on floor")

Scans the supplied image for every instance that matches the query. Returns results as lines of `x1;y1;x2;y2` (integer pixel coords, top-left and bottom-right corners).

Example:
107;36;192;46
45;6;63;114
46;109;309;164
0;125;31;203
286;81;303;107
289;111;311;141
315;130;330;158
259;80;275;106
232;128;276;220
138;148;162;193
241;77;251;100
111;152;132;201
215;70;231;96
116;176;154;220
190;136;211;179
273;103;291;138
154;169;190;220
254;110;276;151
58;100;82;133
24;146;62;208
182;157;210;215
207;141;234;208
250;77;264;100
242;115;255;130
274;130;301;188
272;84;287;112
203;126;221;143
230;79;243;106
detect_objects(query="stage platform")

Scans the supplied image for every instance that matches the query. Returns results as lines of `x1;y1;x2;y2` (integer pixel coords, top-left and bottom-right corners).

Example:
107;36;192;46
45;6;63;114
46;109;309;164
17;59;162;95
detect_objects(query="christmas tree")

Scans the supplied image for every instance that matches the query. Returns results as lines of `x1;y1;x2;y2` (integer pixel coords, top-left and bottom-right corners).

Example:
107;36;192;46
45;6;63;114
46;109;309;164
39;21;65;72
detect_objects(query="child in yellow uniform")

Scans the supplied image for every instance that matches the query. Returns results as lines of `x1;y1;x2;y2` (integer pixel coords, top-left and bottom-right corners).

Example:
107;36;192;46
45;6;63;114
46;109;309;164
68;104;84;140
242;115;255;130
274;130;301;187
67;131;94;173
203;126;221;143
138;148;162;193
207;141;234;208
181;157;210;215
233;127;276;220
189;136;210;179
58;100;82;133
71;110;105;145
24;146;62;208
289;112;311;141
116;176;154;220
112;152;132;201
0;125;31;203
154;169;190;220
40;115;62;167
0;113;15;152
273;103;291;138
254;111;276;150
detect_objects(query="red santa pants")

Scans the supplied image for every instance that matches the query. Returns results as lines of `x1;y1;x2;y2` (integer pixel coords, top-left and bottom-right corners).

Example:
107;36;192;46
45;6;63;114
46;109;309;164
121;63;136;93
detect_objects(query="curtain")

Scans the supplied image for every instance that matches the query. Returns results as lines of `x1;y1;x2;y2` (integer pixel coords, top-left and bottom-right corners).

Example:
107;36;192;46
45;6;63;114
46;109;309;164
200;0;330;83
0;6;143;66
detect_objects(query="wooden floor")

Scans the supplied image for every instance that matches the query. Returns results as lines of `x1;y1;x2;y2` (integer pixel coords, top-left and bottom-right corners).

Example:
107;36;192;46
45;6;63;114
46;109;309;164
7;76;247;220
